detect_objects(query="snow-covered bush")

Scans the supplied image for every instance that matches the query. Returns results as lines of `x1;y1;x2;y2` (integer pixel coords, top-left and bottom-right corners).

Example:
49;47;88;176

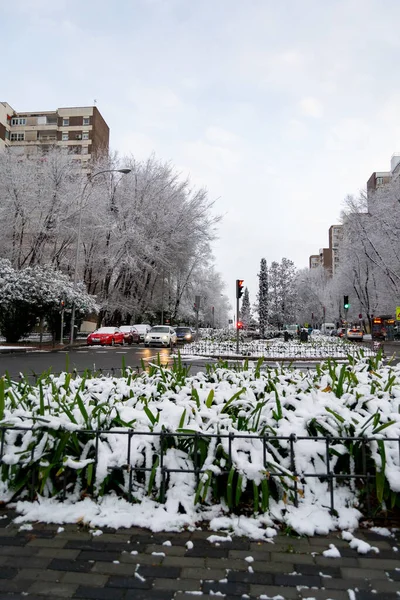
181;335;374;358
0;259;97;342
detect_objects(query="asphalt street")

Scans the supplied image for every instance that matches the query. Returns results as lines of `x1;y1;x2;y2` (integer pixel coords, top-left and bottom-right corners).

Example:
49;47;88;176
0;345;174;379
0;341;399;380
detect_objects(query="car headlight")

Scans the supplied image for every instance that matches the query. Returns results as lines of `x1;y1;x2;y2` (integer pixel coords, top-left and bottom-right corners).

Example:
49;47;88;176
145;335;150;341
185;334;191;339
162;335;168;341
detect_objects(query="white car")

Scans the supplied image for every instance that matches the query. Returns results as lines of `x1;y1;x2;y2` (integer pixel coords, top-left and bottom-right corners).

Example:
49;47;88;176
132;324;151;342
347;327;364;341
145;326;177;348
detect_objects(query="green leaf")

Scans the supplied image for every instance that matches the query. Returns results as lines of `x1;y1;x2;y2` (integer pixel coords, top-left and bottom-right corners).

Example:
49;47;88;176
235;473;243;506
261;478;270;512
148;456;159;496
178;409;186;429
0;377;4;421
252;481;259;513
325;407;345;423
227;467;235;508
86;463;93;487
221;389;245;413
376;440;386;504
75;392;89;426
39;382;45;416
372;420;396;434
205;389;214;408
143;405;157;425
191;388;200;409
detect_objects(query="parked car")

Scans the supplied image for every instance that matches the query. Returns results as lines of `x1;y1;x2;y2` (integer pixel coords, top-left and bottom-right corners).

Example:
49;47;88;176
175;326;195;343
132;324;151;342
347;327;364;341
144;326;177;348
119;325;140;345
335;327;346;338
87;327;124;346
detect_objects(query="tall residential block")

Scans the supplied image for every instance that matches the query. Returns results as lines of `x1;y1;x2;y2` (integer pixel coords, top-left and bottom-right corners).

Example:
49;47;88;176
0;102;109;163
309;224;343;275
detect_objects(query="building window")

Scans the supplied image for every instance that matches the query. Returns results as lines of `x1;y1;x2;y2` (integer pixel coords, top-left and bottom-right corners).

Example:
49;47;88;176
82;131;89;140
10;133;25;141
82;146;89;155
63;118;69;127
83;117;90;126
376;177;384;184
62;132;69;141
5;130;9;139
11;118;26;126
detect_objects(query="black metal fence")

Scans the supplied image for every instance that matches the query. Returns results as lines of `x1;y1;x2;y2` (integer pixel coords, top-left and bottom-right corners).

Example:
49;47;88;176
1;426;398;517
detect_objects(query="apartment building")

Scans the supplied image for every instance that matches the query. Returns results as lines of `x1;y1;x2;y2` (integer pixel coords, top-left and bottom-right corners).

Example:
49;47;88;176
366;153;400;212
329;224;343;275
309;224;343;275
0;103;109;163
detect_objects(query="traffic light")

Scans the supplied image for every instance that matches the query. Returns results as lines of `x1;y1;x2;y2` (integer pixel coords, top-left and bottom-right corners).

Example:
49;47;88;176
236;321;244;329
236;279;244;299
344;295;350;310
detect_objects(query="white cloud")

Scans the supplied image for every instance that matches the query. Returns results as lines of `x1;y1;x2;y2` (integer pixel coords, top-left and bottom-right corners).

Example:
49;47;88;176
205;126;239;146
299;96;324;118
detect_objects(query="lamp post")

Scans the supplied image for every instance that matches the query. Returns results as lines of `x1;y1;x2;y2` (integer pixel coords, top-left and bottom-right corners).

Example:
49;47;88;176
69;168;131;343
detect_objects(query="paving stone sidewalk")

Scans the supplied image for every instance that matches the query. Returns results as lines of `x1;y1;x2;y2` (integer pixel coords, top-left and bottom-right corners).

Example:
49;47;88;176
0;510;399;600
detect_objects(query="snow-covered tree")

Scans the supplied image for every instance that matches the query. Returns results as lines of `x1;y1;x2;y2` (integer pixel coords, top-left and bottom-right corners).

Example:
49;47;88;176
0;149;224;328
241;287;251;328
257;258;268;337
335;186;400;329
268;258;297;327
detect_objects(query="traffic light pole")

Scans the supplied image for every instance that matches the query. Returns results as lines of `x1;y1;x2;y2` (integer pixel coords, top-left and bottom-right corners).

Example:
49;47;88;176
236;295;240;354
235;279;244;354
60;307;65;345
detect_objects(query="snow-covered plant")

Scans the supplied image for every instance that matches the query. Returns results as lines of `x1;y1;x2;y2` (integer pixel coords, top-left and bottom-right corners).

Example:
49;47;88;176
0;351;398;534
0;259;97;342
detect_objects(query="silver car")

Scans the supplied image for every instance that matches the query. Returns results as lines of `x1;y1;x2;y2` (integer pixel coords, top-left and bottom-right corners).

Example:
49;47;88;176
144;326;177;348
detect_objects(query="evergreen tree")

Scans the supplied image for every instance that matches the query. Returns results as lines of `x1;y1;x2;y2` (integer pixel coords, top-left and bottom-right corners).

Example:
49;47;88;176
268;258;297;327
241;287;251;328
258;258;268;337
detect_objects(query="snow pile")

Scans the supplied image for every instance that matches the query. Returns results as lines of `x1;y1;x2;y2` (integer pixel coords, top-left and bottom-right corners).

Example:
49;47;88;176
0;352;399;535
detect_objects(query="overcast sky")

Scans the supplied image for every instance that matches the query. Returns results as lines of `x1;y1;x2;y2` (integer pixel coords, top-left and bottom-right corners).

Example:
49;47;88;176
4;0;400;306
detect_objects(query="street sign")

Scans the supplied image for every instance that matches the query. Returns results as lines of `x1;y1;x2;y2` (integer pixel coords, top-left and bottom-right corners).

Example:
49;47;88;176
396;306;400;320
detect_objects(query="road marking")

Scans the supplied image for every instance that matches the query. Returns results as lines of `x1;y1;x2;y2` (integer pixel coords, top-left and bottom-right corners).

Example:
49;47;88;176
77;351;89;354
116;351;127;354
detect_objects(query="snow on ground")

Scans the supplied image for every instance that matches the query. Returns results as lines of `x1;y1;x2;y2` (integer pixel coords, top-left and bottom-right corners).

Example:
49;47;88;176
0;351;399;536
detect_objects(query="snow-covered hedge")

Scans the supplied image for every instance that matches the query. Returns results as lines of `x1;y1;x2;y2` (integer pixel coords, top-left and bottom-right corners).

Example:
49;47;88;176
0;352;399;534
181;336;374;358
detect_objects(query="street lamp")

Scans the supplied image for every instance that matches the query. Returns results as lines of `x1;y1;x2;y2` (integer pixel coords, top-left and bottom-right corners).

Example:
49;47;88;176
69;168;131;343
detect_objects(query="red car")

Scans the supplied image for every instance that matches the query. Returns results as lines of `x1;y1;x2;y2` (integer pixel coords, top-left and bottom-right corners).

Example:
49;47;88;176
87;327;124;346
119;326;140;345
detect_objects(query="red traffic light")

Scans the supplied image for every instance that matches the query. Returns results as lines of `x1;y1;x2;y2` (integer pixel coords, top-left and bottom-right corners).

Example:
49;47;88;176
236;279;244;299
236;321;244;329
